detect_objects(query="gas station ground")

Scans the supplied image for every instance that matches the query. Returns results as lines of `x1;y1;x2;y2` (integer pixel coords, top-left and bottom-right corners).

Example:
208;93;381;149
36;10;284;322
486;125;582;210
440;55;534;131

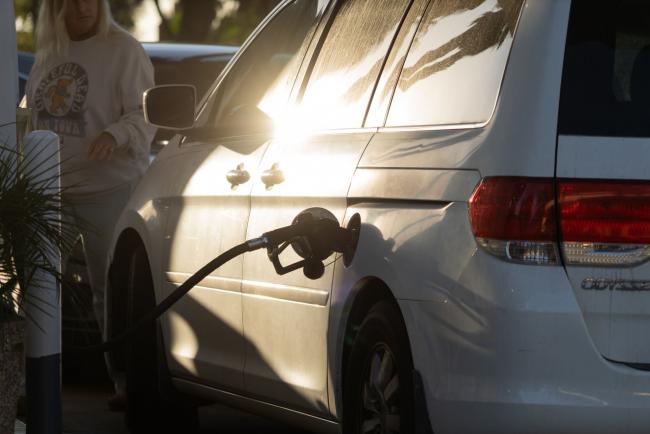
15;347;310;434
12;276;313;434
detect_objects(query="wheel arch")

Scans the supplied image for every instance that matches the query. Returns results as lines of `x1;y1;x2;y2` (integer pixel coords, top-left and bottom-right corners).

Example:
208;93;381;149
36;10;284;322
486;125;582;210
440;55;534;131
105;206;162;338
339;276;411;398
105;228;148;371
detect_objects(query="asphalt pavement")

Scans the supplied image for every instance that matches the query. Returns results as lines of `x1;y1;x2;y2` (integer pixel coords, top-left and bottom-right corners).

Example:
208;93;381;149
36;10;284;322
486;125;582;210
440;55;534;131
12;280;314;434
16;354;311;434
61;382;311;434
49;280;311;433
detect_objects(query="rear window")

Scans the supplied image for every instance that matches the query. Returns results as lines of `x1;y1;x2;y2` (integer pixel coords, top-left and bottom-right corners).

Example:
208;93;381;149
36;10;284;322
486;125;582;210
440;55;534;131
385;0;523;128
559;1;650;137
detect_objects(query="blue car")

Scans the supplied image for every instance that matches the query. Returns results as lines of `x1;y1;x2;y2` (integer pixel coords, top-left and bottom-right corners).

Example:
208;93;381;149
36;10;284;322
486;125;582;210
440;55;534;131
18;42;237;101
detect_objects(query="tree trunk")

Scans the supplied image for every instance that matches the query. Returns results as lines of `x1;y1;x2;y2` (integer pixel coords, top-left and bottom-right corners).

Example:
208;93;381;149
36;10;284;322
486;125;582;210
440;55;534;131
177;0;218;42
31;0;40;31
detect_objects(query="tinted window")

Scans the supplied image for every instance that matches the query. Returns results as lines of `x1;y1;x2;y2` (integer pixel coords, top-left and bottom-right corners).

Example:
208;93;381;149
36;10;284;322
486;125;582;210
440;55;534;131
154;57;231;100
386;0;523;127
153;56;232;145
296;0;411;130
559;1;650;137
206;0;328;136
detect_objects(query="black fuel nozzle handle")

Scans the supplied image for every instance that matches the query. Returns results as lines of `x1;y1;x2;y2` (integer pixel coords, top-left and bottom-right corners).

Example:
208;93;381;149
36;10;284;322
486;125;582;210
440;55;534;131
262;217;316;249
262;213;351;259
261;211;355;280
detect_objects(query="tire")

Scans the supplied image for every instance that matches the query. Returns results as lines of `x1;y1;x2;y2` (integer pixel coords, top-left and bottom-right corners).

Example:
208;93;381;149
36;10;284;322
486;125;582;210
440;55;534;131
123;245;198;433
343;301;415;434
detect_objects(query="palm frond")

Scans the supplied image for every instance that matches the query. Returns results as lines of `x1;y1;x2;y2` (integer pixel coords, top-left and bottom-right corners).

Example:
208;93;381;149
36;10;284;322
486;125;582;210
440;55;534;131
0;140;78;323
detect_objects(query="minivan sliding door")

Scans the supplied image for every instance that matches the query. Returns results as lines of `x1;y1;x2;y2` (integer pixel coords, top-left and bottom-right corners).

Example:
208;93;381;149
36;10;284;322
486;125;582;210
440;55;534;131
241;0;413;415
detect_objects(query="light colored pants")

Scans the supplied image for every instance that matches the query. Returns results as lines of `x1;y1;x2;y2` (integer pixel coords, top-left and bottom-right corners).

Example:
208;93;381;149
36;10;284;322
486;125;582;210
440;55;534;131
63;179;137;393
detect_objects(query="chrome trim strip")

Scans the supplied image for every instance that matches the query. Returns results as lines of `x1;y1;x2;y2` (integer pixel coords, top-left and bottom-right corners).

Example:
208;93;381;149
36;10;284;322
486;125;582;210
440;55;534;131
377;121;487;133
165;272;240;293
346;197;450;207
172;378;341;434
241;280;329;306
165;273;329;305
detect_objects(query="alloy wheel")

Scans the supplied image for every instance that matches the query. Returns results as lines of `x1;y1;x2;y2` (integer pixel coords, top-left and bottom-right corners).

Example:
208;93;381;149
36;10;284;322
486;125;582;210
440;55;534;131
359;343;401;434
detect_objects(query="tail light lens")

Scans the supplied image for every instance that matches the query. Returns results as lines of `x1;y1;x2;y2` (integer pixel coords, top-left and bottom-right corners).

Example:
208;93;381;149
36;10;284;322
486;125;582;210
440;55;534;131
469;177;650;267
559;180;650;266
469;177;559;265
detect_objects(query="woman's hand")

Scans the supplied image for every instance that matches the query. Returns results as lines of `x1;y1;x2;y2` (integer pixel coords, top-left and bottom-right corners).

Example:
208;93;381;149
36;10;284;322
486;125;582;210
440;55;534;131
88;132;117;161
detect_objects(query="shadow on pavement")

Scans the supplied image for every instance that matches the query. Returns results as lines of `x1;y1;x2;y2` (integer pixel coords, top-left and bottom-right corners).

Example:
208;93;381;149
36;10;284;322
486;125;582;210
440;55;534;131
61;370;310;434
56;324;310;434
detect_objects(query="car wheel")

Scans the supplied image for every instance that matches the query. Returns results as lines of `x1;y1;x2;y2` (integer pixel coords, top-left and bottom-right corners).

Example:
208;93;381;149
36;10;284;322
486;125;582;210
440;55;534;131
124;245;198;433
344;301;415;434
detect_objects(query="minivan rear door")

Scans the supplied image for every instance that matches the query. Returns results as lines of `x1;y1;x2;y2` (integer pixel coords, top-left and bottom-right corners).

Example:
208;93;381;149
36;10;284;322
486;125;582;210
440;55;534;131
557;0;650;364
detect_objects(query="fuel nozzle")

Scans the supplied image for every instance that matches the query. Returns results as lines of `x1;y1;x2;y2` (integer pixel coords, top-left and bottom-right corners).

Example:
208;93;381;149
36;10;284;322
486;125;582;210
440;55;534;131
261;208;360;280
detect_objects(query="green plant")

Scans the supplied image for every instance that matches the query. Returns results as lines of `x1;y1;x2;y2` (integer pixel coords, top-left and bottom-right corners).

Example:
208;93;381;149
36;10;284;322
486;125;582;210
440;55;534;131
0;139;74;323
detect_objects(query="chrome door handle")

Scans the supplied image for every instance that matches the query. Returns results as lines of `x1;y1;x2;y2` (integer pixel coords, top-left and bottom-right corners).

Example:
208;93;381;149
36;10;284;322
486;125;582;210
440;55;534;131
226;163;250;188
261;163;284;189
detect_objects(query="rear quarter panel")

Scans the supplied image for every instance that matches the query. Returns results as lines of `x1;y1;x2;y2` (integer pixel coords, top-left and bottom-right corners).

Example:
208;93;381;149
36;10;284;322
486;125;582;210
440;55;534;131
327;0;573;422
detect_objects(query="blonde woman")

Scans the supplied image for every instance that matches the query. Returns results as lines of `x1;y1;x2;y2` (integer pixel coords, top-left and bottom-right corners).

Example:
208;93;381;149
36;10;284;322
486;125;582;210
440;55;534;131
25;0;155;410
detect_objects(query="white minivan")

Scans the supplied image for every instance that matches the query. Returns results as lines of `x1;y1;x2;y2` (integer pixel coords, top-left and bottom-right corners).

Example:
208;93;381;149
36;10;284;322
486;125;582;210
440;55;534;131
106;1;650;433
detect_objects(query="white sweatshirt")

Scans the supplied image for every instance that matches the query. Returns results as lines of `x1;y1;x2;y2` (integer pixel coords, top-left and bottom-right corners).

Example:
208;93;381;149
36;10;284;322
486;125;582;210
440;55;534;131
26;24;155;194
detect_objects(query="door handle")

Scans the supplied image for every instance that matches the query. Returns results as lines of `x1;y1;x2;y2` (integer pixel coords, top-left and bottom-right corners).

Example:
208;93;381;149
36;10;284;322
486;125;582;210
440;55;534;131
226;163;250;188
261;163;284;189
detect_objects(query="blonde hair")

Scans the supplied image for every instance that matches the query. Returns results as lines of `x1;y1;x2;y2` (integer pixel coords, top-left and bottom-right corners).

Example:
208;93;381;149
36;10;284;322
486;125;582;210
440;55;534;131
35;0;113;66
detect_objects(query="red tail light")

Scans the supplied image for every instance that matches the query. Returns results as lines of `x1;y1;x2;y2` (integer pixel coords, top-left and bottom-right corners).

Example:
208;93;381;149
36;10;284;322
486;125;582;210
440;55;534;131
559;180;650;244
469;177;558;265
559;180;650;266
469;177;556;241
469;177;650;267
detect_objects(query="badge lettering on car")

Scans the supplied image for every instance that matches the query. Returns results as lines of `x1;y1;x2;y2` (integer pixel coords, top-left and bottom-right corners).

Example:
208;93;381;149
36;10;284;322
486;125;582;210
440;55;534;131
581;278;650;291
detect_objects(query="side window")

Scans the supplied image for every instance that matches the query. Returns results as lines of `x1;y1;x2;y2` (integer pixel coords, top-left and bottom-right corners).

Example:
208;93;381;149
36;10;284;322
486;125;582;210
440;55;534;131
296;0;412;131
559;1;650;137
386;0;524;128
206;0;328;136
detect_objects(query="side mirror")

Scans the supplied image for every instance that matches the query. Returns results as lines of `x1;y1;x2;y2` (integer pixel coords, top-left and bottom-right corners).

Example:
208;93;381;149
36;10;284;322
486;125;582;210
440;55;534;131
143;85;196;130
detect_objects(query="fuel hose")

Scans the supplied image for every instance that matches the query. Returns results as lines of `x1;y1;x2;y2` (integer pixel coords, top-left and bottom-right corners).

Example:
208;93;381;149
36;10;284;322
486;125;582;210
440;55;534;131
71;239;261;353
71;212;357;353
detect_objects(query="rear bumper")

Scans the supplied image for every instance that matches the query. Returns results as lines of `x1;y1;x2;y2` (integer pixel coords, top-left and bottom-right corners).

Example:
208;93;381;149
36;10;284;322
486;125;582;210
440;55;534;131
400;263;650;434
